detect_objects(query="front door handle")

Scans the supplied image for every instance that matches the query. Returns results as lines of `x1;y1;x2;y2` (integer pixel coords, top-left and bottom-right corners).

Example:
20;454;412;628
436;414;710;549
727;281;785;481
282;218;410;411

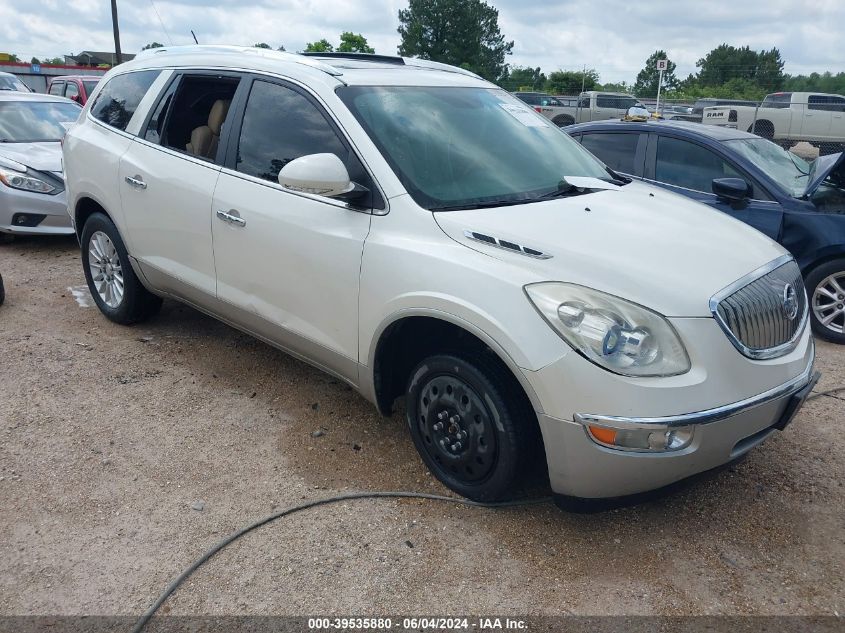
216;209;246;227
125;175;147;189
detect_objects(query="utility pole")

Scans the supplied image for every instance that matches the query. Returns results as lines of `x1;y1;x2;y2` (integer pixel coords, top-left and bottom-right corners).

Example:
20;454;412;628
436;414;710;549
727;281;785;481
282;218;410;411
111;0;123;65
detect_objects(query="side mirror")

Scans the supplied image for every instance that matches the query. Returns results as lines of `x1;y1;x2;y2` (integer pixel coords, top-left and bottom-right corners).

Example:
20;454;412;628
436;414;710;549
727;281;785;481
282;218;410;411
712;177;751;201
70;94;80;103
278;153;367;200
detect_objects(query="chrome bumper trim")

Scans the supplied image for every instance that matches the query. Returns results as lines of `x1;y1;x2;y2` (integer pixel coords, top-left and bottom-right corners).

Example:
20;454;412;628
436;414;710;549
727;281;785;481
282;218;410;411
574;346;816;430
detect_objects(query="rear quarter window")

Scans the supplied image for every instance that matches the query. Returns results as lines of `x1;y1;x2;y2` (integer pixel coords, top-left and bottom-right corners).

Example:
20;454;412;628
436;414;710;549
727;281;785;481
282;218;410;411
90;70;161;132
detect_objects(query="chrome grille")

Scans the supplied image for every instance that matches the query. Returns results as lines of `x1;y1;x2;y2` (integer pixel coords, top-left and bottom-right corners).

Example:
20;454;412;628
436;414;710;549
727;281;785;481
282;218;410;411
711;257;807;359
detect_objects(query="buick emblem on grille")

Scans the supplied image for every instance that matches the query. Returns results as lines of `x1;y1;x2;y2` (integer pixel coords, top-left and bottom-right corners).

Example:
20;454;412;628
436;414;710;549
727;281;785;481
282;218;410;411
782;283;799;321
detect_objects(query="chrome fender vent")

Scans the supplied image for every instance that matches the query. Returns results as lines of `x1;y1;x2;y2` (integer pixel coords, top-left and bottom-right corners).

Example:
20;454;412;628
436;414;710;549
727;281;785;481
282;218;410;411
463;230;552;259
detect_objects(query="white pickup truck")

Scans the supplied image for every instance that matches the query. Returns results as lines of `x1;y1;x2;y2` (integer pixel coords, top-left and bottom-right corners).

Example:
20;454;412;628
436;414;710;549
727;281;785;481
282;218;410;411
702;91;845;152
514;90;645;127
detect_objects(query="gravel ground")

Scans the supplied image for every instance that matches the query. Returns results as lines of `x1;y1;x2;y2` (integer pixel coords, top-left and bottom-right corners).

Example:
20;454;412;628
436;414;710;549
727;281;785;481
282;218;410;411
0;235;843;618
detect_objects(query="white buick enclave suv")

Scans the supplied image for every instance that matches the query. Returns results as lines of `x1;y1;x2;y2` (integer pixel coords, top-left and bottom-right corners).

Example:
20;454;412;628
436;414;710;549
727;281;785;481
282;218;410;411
62;46;817;506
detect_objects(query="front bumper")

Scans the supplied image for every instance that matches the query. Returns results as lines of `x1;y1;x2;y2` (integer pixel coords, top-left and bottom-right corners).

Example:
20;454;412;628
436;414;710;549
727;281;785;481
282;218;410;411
537;350;818;499
0;185;73;235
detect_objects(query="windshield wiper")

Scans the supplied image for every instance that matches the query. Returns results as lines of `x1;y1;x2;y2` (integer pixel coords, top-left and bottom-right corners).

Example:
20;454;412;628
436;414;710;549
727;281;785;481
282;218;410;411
429;198;539;212
787;151;809;176
534;183;588;201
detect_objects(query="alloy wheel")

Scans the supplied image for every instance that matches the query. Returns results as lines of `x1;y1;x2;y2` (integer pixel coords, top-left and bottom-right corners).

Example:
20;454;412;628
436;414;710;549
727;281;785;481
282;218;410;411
812;272;845;335
88;230;124;309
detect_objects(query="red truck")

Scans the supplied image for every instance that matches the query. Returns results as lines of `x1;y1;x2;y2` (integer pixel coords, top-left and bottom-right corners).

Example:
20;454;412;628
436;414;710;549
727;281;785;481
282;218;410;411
47;75;101;105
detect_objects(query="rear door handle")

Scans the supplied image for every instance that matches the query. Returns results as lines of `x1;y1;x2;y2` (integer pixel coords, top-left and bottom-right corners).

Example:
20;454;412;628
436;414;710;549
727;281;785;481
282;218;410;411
125;175;147;189
216;209;246;227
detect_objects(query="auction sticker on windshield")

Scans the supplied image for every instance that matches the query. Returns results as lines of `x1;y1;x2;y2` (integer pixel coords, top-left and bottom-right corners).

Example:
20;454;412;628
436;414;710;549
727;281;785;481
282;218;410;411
499;102;549;127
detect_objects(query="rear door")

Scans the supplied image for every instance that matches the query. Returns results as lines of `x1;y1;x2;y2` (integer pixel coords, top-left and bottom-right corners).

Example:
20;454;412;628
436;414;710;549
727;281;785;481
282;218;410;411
578;131;646;178
120;71;244;300
644;133;783;239
802;95;835;141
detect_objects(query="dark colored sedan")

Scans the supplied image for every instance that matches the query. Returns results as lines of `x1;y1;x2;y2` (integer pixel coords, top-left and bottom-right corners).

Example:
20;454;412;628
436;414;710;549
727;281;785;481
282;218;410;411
567;119;845;343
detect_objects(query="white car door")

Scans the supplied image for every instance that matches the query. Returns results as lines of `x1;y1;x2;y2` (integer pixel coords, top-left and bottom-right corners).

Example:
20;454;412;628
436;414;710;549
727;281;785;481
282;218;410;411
211;78;374;379
119;72;242;299
801;95;834;141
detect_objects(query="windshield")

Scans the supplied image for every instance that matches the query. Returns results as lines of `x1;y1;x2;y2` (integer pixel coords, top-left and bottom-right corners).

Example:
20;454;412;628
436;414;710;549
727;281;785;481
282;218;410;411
0;101;81;142
338;86;613;210
83;81;100;96
724;137;810;197
0;75;29;92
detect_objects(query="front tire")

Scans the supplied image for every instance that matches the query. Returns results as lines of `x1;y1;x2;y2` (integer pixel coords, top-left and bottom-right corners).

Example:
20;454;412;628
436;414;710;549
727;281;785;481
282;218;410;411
80;212;161;325
405;353;539;501
552;115;575;127
806;259;845;344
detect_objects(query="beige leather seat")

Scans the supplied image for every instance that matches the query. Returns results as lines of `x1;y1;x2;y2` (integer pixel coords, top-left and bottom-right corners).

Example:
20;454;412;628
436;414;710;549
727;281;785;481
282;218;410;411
186;99;230;159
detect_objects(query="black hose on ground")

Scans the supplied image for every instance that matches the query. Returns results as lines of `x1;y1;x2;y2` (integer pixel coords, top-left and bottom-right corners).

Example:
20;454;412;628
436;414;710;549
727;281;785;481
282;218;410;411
131;491;550;633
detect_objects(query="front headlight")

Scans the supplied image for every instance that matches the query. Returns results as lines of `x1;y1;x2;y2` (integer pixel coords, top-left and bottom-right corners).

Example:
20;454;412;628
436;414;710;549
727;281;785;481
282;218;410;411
0;166;56;194
525;282;690;377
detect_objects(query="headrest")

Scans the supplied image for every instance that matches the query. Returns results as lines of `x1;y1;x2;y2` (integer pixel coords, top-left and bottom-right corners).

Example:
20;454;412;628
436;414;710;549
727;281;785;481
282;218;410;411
208;99;231;136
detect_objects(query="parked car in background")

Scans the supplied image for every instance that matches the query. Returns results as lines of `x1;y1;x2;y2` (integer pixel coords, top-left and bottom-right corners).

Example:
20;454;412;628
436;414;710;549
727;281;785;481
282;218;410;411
569;118;845;343
516;90;646;127
0;71;32;93
0;92;80;236
702;92;845;153
63;46;816;506
512;91;575;126
47;75;101;105
689;98;758;122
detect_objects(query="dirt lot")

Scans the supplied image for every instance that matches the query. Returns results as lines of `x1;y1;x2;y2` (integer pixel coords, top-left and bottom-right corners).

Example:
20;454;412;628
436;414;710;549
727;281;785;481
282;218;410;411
1;235;843;618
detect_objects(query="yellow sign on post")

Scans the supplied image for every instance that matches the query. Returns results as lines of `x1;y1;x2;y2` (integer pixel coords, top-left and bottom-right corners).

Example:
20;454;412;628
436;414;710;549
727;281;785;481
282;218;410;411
0;53;11;61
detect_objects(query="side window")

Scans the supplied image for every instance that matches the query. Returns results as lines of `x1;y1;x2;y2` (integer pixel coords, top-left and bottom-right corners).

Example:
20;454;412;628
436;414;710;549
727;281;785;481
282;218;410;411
149;74;240;161
64;82;79;100
655;136;740;193
90;70;161;132
580;133;639;174
236;80;348;183
143;80;178;144
596;95;614;108
578;96;590;109
48;81;64;96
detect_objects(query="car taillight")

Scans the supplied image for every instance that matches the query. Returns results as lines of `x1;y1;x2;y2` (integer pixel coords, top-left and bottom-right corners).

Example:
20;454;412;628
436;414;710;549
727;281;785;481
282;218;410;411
729;110;737;122
534;107;542;113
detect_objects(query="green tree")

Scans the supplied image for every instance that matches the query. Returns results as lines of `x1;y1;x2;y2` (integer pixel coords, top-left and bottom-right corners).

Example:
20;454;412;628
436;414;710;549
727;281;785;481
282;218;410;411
600;81;631;93
277;45;286;52
338;32;375;54
305;39;334;53
498;66;546;92
633;50;678;98
30;57;41;64
397;0;514;81
544;69;599;95
254;42;271;49
695;44;784;91
141;42;164;51
44;57;64;65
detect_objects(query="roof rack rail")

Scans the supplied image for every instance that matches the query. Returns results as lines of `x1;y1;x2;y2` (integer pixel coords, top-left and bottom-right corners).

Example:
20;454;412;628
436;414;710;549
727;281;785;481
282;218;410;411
135;45;343;77
300;52;406;65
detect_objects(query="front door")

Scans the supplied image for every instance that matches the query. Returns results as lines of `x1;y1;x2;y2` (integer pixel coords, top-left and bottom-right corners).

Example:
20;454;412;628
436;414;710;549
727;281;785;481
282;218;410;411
646;133;783;239
211;78;373;378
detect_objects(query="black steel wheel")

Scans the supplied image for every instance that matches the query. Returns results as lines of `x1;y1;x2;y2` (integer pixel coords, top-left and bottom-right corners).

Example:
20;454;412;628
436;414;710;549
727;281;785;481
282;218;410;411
405;353;538;501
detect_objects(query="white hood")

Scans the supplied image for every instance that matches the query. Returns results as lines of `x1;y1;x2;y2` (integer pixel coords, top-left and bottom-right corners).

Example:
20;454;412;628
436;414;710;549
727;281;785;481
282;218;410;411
434;181;787;317
0;141;63;174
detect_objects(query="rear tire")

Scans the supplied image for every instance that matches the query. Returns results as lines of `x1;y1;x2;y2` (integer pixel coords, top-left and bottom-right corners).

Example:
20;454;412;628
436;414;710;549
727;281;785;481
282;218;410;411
806;259;845;344
80;212;161;325
552;115;575;127
405;353;541;501
751;120;774;139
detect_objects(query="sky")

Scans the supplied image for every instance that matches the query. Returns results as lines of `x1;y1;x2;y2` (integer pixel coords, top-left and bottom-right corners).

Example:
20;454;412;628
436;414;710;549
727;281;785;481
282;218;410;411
0;0;843;84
